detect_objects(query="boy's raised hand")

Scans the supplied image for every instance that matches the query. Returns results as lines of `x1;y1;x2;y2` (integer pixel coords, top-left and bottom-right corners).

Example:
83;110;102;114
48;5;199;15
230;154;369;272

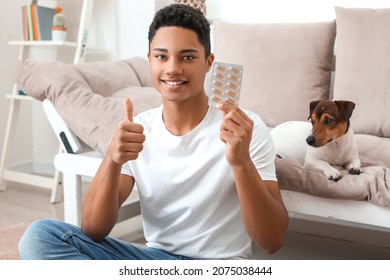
216;102;254;167
106;98;145;165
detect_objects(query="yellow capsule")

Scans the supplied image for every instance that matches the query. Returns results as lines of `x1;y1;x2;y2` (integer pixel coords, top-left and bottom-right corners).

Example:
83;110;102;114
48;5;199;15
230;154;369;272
228;74;240;83
226;90;238;97
214;72;226;80
230;67;242;75
213;80;224;88
216;65;228;72
227;82;239;90
212;88;224;95
225;97;237;105
211;95;223;103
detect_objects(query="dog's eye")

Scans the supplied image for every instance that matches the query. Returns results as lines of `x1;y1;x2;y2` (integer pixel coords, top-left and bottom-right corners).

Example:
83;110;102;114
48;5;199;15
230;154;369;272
325;118;333;125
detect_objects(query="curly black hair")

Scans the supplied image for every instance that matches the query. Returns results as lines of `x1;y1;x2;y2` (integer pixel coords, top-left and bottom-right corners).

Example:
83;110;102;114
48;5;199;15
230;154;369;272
148;4;211;57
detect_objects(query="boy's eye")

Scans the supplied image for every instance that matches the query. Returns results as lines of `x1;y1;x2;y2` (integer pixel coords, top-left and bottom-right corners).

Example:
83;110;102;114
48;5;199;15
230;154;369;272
155;54;167;60
182;55;196;61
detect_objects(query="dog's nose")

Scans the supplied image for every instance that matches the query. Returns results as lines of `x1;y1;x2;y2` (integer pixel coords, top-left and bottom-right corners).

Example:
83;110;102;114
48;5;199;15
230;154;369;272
306;135;315;146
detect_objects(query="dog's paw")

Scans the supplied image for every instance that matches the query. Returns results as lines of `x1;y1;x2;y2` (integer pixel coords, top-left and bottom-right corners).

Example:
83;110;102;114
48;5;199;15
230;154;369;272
328;173;342;181
324;168;342;181
348;167;361;175
346;159;362;175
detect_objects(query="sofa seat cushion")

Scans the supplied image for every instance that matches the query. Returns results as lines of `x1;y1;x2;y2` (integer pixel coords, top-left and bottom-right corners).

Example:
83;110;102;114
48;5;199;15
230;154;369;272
15;57;162;154
213;21;336;128
275;157;390;207
271;121;390;207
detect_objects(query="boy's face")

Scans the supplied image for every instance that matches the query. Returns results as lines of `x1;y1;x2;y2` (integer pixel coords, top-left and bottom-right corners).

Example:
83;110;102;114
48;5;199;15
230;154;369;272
148;27;213;105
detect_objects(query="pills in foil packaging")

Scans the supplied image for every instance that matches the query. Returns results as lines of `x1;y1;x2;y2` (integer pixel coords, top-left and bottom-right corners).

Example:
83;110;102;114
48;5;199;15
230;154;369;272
208;62;243;107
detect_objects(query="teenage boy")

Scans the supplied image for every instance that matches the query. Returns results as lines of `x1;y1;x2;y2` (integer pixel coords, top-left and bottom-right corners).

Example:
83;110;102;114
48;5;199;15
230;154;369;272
19;4;288;260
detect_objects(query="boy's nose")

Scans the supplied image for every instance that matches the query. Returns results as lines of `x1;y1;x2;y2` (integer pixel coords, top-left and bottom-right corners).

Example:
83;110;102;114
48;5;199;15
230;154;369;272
166;59;183;75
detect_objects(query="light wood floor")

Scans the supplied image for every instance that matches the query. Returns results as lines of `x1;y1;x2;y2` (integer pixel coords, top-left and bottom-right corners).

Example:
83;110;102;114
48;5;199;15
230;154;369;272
1;182;390;260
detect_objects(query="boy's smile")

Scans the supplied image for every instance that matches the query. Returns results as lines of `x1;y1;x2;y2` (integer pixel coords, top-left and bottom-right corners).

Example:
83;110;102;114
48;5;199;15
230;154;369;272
162;78;188;90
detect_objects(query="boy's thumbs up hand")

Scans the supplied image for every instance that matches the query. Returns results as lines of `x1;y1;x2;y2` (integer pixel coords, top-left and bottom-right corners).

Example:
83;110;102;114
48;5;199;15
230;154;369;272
106;98;145;165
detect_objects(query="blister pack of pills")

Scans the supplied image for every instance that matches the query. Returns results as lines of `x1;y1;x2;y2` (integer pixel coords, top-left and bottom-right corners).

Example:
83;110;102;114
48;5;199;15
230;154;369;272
208;62;243;107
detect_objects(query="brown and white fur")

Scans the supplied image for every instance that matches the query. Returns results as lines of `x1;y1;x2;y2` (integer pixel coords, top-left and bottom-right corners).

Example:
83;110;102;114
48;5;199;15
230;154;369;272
304;100;362;181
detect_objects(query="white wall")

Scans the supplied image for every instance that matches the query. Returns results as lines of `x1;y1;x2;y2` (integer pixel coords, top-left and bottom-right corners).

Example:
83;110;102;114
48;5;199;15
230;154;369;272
0;0;29;165
116;0;172;59
1;0;389;171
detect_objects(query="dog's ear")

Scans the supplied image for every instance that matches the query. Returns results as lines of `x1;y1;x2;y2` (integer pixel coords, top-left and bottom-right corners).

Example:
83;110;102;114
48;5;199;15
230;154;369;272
308;100;321;119
335;100;355;121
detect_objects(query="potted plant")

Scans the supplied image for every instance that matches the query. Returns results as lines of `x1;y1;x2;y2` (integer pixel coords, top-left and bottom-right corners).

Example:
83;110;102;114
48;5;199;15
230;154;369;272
52;7;67;41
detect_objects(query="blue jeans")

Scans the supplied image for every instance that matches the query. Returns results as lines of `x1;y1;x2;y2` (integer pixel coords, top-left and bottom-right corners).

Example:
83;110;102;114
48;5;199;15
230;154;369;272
18;219;192;260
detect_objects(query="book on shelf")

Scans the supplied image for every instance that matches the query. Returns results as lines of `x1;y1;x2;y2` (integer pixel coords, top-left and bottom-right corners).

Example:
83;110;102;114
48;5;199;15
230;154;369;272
21;4;55;41
21;5;29;40
32;5;55;40
26;4;34;40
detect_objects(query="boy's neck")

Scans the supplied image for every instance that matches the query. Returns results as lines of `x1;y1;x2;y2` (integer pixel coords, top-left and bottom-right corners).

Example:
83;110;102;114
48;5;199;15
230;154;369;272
162;94;209;136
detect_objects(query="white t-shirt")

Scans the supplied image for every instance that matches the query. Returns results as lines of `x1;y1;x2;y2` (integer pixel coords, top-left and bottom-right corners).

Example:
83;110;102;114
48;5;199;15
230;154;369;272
121;105;276;259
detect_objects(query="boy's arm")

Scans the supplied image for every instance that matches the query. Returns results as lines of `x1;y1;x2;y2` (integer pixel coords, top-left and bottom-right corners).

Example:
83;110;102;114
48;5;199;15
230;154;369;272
81;159;134;241
81;98;145;241
231;163;288;254
217;102;289;254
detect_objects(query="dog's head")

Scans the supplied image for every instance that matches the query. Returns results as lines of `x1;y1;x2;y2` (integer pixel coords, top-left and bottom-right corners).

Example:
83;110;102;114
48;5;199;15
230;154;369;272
306;100;355;147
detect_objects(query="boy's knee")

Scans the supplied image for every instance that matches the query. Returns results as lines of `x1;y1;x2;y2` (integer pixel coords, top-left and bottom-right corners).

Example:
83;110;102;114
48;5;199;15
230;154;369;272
18;218;59;259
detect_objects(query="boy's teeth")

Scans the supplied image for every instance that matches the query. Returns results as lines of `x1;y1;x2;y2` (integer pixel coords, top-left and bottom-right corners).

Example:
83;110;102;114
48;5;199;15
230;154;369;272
166;81;184;85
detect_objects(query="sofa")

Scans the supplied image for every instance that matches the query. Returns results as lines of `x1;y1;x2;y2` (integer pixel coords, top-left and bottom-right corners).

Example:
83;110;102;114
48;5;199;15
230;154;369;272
15;7;390;235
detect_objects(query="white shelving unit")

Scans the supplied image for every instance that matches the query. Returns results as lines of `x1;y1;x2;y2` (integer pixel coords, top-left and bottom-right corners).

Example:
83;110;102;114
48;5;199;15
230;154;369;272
0;0;94;203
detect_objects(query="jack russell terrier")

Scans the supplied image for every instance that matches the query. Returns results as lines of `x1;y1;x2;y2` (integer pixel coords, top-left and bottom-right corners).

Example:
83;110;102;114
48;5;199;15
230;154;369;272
304;100;362;181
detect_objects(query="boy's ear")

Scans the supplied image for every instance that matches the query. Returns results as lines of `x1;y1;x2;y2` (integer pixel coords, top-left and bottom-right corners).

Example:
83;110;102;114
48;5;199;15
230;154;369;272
206;54;214;72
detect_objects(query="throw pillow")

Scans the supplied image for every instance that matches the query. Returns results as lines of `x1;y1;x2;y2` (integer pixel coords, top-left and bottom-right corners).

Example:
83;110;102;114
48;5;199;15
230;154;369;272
15;58;162;154
333;7;390;137
213;21;336;128
270;121;312;164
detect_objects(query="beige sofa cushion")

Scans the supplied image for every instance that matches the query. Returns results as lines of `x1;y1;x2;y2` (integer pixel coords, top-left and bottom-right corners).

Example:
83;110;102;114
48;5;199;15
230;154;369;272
15;57;162;154
213;21;336;127
333;7;390;137
276;157;390;207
